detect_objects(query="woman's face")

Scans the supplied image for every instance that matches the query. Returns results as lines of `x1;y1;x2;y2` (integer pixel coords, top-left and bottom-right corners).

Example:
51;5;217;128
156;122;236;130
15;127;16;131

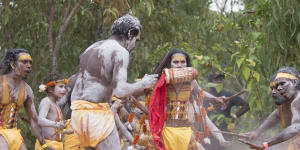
170;53;187;68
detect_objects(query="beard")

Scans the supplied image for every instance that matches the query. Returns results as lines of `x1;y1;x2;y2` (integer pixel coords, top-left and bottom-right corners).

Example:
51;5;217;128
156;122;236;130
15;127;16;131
272;93;289;105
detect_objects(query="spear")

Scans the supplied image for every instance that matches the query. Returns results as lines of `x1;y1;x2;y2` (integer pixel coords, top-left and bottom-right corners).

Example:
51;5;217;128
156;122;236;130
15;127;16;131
211;130;248;138
215;89;248;106
224;89;248;103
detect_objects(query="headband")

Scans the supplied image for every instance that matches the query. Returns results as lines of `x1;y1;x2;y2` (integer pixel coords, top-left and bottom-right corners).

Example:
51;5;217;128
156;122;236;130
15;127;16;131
275;73;298;80
18;54;32;61
172;55;186;60
39;78;68;92
270;72;298;87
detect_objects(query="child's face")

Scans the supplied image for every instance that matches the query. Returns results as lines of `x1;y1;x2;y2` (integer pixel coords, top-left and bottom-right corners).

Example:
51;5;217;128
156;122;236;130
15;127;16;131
53;82;66;99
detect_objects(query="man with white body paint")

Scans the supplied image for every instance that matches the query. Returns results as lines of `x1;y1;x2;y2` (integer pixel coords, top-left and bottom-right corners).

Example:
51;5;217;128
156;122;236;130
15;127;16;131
70;14;157;150
241;67;300;150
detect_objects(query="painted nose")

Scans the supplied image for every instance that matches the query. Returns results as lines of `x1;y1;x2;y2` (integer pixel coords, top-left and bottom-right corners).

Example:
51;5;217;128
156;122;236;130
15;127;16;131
26;63;32;68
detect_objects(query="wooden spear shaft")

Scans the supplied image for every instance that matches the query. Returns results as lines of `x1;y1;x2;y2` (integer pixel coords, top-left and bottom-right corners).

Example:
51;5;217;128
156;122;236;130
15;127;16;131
216;89;248;106
129;96;149;115
211;130;248;138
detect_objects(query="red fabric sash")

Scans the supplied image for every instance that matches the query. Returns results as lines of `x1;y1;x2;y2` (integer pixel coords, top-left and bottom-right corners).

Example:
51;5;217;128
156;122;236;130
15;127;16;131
149;73;167;150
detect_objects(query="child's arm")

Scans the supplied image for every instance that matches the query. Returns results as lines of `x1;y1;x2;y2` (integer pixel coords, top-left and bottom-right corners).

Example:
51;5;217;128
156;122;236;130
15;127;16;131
38;98;64;129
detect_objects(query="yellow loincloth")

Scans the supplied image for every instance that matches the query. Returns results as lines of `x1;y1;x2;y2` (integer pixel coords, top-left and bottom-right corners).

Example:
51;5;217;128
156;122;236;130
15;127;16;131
64;119;84;150
162;126;193;150
0;127;23;150
71;100;115;148
35;139;63;150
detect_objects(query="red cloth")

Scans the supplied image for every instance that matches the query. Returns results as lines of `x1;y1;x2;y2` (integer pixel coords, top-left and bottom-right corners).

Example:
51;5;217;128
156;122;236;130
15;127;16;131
149;73;167;150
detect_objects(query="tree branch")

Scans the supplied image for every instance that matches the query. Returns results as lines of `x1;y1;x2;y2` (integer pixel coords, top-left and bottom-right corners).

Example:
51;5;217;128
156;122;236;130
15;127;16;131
62;0;72;23
48;0;55;68
51;0;84;73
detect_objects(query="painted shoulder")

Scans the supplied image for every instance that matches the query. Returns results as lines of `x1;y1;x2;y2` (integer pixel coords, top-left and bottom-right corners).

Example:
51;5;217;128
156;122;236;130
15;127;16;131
291;93;300;109
38;97;51;109
82;40;127;55
101;39;128;53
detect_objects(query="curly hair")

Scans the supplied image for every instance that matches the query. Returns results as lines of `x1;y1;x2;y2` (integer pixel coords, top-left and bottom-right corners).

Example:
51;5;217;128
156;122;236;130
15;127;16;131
154;49;192;77
0;48;29;74
273;66;300;90
111;14;142;38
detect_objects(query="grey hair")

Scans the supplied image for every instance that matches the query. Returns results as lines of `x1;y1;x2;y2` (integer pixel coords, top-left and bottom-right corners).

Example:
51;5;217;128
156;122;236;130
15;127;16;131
111;14;142;38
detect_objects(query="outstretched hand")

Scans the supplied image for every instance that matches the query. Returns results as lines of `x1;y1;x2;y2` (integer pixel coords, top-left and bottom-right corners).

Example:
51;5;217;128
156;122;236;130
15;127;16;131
214;96;225;104
215;96;227;110
238;138;264;150
55;121;65;129
141;74;158;88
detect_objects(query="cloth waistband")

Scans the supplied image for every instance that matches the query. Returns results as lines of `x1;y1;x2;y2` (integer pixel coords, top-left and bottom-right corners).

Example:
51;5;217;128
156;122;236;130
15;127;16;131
71;100;110;111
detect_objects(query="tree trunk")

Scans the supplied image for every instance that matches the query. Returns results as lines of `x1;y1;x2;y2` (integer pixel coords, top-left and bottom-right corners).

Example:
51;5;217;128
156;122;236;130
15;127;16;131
48;0;84;74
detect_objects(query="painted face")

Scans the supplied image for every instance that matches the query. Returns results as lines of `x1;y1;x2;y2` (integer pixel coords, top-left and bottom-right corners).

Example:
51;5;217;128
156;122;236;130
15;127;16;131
53;82;66;99
273;78;297;100
170;53;187;68
12;53;32;79
270;82;287;105
126;31;141;51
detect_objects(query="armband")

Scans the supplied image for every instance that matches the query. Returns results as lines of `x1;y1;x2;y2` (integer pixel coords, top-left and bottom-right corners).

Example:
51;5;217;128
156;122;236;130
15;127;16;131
263;142;268;149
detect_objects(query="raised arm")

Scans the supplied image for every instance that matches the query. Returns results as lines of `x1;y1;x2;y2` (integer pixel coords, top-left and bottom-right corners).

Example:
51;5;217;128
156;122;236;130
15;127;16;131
112;50;157;98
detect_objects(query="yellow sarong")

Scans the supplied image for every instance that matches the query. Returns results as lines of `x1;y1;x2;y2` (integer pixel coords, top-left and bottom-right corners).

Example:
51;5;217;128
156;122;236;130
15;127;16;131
71;100;115;148
35;139;63;150
64;119;84;150
162;126;193;150
0;127;23;150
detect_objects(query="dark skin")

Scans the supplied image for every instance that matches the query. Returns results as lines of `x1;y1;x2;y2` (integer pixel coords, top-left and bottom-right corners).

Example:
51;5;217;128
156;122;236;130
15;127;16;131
0;53;53;150
241;77;300;150
209;77;249;119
